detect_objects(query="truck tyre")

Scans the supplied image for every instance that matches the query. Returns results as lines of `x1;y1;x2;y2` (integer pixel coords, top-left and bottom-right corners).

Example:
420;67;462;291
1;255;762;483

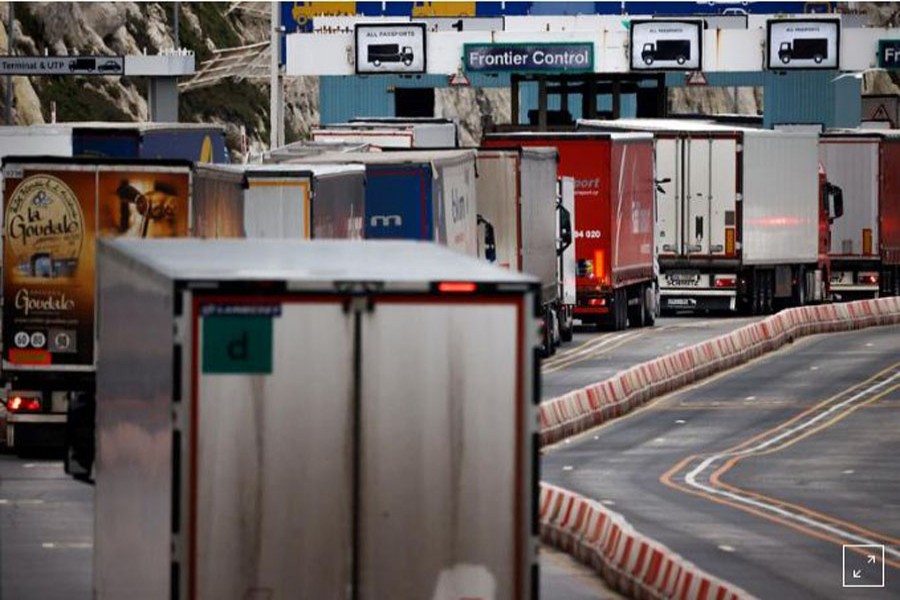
559;308;573;342
613;289;627;331
628;287;646;328
541;309;554;358
644;284;657;327
794;266;807;307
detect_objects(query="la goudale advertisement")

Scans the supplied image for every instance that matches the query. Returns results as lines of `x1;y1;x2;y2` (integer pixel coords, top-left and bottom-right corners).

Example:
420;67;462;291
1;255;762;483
3;167;189;367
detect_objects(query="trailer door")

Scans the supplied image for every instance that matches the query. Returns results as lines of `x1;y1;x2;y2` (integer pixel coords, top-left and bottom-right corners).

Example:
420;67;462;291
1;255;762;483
358;297;529;600
686;136;712;255
655;137;681;255
192;298;353;599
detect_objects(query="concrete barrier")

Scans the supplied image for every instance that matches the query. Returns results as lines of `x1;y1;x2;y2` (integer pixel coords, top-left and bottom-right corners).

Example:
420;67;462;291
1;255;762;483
540;483;754;600
540;298;900;447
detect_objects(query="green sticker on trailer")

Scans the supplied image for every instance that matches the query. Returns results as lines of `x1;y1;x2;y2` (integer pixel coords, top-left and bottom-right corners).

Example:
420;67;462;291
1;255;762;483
202;315;273;374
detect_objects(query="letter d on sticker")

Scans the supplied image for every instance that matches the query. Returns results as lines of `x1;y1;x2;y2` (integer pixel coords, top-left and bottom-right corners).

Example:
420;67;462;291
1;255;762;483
202;315;273;374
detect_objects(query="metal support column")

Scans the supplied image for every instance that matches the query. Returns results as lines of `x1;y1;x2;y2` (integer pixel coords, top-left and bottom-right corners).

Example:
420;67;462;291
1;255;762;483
148;77;179;122
538;76;547;130
511;74;520;126
612;78;621;119
270;1;284;149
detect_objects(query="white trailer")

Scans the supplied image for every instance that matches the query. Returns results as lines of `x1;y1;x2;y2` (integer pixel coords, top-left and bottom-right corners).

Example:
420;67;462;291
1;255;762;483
313;118;458;149
578;119;841;314
94;238;539;600
476;147;570;353
0;126;74;159
818;131;886;299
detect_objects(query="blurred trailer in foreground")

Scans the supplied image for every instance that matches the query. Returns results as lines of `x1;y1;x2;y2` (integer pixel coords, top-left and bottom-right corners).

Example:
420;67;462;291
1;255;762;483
578;119;844;314
483;131;657;330
818;130;900;299
94;238;539;600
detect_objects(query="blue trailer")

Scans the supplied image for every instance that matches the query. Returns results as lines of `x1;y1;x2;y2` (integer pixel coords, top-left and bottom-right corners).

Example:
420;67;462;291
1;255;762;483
302;150;483;257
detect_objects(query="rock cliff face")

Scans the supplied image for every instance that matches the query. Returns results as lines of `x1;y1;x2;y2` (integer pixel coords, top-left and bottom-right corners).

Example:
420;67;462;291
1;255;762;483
0;2;896;158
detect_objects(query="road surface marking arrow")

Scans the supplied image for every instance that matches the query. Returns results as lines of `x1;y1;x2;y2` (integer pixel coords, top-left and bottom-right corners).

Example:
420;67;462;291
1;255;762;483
868;555;877;564
853;569;862;578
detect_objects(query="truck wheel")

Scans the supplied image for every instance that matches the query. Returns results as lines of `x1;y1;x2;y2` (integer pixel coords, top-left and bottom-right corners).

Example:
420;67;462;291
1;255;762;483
628;287;646;328
794;266;806;307
613;289;627;331
559;308;573;342
541;309;554;358
644;285;657;327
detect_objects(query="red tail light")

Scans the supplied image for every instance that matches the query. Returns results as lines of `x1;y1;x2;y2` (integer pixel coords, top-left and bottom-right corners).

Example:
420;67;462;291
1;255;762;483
714;276;737;289
587;298;607;307
858;273;879;286
7;396;41;412
438;281;477;293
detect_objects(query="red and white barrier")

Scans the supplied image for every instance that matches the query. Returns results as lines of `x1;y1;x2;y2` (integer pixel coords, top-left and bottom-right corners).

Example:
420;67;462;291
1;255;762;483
540;298;900;447
539;483;754;600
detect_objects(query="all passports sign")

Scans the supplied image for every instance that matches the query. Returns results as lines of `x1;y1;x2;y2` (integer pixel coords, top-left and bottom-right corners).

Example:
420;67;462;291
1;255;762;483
464;43;594;73
0;56;124;76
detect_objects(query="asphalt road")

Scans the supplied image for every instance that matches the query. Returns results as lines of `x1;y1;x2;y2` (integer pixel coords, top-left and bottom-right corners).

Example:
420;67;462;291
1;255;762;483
543;324;900;599
0;315;768;600
542;315;764;400
0;452;92;600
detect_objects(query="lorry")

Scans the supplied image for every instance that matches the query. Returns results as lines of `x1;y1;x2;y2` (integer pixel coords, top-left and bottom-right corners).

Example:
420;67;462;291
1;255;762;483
641;39;691;65
94;238;539;599
778;38;828;64
0;123;229;163
193;163;366;240
578;119;844;314
476;147;572;354
367;43;415;66
818;130;900;299
483;131;658;330
312;119;458;149
299;150;482;257
1;157;193;454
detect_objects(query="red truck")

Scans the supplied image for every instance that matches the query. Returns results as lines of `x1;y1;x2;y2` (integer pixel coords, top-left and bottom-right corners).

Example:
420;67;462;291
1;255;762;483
484;132;657;330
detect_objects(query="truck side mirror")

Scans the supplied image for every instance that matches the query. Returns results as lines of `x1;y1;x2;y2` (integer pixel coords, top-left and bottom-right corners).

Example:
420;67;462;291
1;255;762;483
477;214;497;263
831;185;844;221
557;205;573;255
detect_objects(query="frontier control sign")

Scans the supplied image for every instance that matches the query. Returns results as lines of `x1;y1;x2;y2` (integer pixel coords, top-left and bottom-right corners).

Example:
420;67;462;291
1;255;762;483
464;43;593;73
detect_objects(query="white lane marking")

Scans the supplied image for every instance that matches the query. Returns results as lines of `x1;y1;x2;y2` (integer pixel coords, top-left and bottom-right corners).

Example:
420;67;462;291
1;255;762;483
542;331;638;371
745;396;757;401
593;436;600;440
866;343;874;347
843;470;855;475
42;543;55;549
653;437;666;443
601;500;616;506
718;545;737;553
810;366;819;371
22;463;57;469
562;465;574;471
676;419;687;424
683;370;900;560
